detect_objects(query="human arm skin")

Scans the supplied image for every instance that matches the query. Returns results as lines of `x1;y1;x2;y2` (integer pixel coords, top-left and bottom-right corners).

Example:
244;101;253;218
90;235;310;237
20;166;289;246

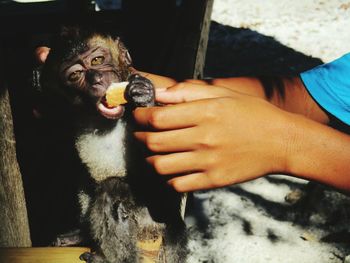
133;81;350;193
138;69;329;124
286;111;350;192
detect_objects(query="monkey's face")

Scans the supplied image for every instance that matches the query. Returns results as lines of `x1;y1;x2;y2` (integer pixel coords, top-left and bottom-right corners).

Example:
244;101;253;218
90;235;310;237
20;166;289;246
59;37;131;120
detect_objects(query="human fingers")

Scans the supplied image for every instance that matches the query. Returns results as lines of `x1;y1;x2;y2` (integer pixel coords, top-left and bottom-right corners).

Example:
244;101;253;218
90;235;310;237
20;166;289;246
167;172;217;193
135;70;177;90
134;127;201;152
133;100;213;130
156;82;235;104
34;46;50;64
146;152;204;176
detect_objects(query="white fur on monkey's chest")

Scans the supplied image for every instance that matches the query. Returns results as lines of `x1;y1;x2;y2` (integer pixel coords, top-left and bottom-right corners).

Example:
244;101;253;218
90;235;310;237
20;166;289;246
75;121;127;182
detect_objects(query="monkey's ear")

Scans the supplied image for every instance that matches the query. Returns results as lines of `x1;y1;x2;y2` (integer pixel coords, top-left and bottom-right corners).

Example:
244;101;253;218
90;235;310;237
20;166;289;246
115;37;132;67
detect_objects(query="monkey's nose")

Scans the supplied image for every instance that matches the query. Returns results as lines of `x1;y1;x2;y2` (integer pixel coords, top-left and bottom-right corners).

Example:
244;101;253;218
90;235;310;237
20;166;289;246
86;70;103;84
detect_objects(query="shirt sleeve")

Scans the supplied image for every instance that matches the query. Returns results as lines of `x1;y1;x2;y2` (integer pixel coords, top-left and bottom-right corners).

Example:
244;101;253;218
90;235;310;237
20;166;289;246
300;53;350;125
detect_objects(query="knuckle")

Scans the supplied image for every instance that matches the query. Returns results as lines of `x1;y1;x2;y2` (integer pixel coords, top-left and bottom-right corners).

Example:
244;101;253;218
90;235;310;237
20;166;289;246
203;110;216;122
203;100;222;120
196;131;215;149
173;82;187;91
203;97;233;122
204;154;218;168
202;133;214;148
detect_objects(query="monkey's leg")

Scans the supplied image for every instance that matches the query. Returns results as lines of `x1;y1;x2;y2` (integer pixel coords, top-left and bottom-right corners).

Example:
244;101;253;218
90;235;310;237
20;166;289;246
125;74;155;107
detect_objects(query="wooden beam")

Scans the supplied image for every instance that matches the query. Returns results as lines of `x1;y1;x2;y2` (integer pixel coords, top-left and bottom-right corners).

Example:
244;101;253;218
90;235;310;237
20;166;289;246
164;0;214;80
0;45;31;247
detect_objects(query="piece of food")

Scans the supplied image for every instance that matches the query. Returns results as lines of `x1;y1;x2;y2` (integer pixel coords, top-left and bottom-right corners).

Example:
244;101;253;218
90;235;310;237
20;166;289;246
137;236;163;263
105;81;129;107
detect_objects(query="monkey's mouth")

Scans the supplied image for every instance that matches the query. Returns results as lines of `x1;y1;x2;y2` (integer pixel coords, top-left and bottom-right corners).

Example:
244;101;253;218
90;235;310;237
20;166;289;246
97;99;125;119
97;81;129;119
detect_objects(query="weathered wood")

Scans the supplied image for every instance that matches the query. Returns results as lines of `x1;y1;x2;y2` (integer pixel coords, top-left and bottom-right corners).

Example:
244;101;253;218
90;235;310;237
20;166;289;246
193;0;214;79
164;0;214;80
0;85;31;247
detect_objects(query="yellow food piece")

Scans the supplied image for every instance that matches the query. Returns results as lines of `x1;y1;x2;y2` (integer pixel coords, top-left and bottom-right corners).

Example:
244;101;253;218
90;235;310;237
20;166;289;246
105;82;129;107
137;236;163;263
137;236;162;251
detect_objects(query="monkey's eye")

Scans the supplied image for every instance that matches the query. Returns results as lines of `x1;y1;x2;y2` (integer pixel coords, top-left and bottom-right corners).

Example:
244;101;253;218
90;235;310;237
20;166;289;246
68;71;83;82
91;56;105;66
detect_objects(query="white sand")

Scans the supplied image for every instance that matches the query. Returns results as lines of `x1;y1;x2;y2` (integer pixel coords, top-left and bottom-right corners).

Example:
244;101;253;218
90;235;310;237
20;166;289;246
187;176;348;263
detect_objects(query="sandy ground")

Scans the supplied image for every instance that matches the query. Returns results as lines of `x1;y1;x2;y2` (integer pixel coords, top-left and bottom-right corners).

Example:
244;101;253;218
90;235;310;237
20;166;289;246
186;1;350;263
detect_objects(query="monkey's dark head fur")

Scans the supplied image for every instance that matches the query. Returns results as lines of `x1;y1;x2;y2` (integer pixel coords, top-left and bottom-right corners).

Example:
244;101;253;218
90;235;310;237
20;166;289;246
40;26;133;127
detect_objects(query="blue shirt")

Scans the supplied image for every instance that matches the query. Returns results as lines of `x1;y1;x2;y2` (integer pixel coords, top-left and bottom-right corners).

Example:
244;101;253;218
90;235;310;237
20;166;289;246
300;53;350;125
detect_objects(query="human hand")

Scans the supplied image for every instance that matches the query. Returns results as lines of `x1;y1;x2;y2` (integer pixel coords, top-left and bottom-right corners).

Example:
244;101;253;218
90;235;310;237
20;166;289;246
133;82;294;192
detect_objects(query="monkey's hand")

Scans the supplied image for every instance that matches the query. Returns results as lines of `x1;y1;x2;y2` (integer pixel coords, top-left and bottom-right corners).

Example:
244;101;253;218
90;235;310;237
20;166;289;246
125;74;155;108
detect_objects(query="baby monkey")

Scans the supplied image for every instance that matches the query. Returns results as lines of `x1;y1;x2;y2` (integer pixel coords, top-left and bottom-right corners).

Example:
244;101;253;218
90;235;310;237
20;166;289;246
38;26;187;263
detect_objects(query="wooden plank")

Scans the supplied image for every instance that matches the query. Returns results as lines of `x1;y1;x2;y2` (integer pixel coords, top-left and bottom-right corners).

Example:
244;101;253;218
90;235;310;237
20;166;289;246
0;45;32;248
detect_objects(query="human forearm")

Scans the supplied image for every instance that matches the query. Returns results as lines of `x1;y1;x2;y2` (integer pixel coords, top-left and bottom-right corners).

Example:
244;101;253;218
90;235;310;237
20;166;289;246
211;76;330;124
285;113;350;191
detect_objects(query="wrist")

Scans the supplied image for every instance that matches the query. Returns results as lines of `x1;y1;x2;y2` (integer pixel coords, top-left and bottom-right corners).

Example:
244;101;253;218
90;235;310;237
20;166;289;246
279;112;350;191
267;110;300;175
278;112;305;176
282;112;328;177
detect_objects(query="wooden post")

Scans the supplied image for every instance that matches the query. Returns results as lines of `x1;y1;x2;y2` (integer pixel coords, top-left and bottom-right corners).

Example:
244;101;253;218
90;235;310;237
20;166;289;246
193;0;214;79
0;47;32;247
163;0;214;80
